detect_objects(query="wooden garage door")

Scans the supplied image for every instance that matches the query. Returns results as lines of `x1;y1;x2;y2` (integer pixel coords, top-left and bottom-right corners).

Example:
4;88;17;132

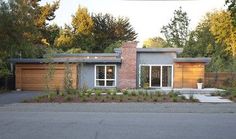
174;63;205;88
15;64;77;91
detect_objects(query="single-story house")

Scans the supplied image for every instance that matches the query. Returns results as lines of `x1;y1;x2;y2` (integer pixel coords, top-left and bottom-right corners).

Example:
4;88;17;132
9;41;211;91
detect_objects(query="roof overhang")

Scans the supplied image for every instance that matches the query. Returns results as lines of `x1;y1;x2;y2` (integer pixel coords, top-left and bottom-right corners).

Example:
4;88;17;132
50;53;119;57
174;58;211;63
137;48;183;54
9;58;122;64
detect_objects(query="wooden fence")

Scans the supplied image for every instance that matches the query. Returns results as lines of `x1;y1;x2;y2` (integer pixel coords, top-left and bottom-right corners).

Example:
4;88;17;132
205;72;236;88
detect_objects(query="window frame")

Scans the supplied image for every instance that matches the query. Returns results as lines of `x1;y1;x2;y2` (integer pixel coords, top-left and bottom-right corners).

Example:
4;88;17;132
94;64;117;87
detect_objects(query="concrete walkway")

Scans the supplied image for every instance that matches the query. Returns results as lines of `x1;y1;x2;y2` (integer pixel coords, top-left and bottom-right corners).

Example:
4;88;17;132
183;94;232;103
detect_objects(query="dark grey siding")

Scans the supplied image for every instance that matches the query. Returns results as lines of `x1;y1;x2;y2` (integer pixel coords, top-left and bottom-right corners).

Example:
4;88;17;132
136;52;176;87
137;52;176;65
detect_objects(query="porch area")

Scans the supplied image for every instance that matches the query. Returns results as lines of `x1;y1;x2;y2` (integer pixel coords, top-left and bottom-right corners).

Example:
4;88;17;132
129;88;225;94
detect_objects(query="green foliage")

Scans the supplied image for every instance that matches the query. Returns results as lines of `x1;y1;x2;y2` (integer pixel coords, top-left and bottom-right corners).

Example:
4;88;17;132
43;48;57;93
161;7;190;48
143;37;167;48
66;48;87;54
64;62;73;93
209;10;236;57
131;91;137;96
226;0;236;26
42;24;60;47
182;11;235;72
104;41;123;53
72;5;94;36
0;0;59;79
64;95;73;102
54;25;74;49
91;13;137;52
197;78;203;83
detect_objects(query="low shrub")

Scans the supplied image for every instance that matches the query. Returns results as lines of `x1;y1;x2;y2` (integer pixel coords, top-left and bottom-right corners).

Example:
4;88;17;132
172;97;177;102
64;95;73;102
95;90;102;96
101;98;105;102
123;90;128;95
81;96;87;102
137;97;142;102
157;92;162;97
153;98;158;102
47;93;55;102
189;95;194;101
181;95;186;100
138;90;143;96
119;96;123;102
131;91;137;96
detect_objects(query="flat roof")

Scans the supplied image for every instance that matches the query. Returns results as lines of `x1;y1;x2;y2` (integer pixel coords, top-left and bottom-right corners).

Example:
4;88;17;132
114;48;183;54
50;53;119;57
174;58;211;63
9;58;122;64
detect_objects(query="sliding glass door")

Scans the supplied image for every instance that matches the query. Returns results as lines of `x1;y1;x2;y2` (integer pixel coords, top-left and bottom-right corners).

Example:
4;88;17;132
162;66;172;87
140;65;173;88
151;66;161;87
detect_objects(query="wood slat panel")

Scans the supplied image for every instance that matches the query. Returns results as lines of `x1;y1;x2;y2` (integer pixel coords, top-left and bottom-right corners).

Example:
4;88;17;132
16;63;78;91
174;62;205;88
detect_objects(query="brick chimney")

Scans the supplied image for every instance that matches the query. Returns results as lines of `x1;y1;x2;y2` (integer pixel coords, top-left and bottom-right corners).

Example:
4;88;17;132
118;41;137;89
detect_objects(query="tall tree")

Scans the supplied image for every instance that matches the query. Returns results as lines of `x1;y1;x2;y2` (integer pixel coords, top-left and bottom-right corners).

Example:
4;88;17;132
226;0;236;26
182;12;233;72
71;5;95;52
161;7;190;48
54;25;74;50
72;5;94;35
209;10;236;56
0;0;59;77
92;13;137;52
41;24;60;47
143;37;167;48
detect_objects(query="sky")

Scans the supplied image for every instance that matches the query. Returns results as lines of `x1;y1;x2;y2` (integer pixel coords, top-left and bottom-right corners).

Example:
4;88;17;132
41;0;226;47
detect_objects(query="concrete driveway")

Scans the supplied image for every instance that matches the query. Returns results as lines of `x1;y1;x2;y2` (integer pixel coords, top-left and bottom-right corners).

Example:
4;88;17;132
0;91;46;105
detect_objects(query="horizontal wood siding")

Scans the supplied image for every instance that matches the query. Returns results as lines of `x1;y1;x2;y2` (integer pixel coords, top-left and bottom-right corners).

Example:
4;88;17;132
174;62;205;88
15;64;78;91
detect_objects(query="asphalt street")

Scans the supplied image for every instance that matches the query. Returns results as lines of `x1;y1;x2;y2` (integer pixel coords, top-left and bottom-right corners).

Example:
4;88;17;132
0;103;236;139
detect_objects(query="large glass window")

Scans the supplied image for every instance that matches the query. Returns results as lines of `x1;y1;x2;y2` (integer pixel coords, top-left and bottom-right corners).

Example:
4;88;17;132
140;66;150;87
95;65;116;87
140;65;172;88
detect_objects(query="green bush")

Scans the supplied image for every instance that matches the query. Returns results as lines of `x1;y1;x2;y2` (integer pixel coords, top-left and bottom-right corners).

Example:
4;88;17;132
119;96;123;102
138;90;143;96
47;93;55;102
64;95;73;102
95;90;102;96
181;95;186;100
153;98;158;102
157;92;162;97
189;95;194;101
172;97;177;102
131;91;137;96
81;96;87;102
123;90;128;95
